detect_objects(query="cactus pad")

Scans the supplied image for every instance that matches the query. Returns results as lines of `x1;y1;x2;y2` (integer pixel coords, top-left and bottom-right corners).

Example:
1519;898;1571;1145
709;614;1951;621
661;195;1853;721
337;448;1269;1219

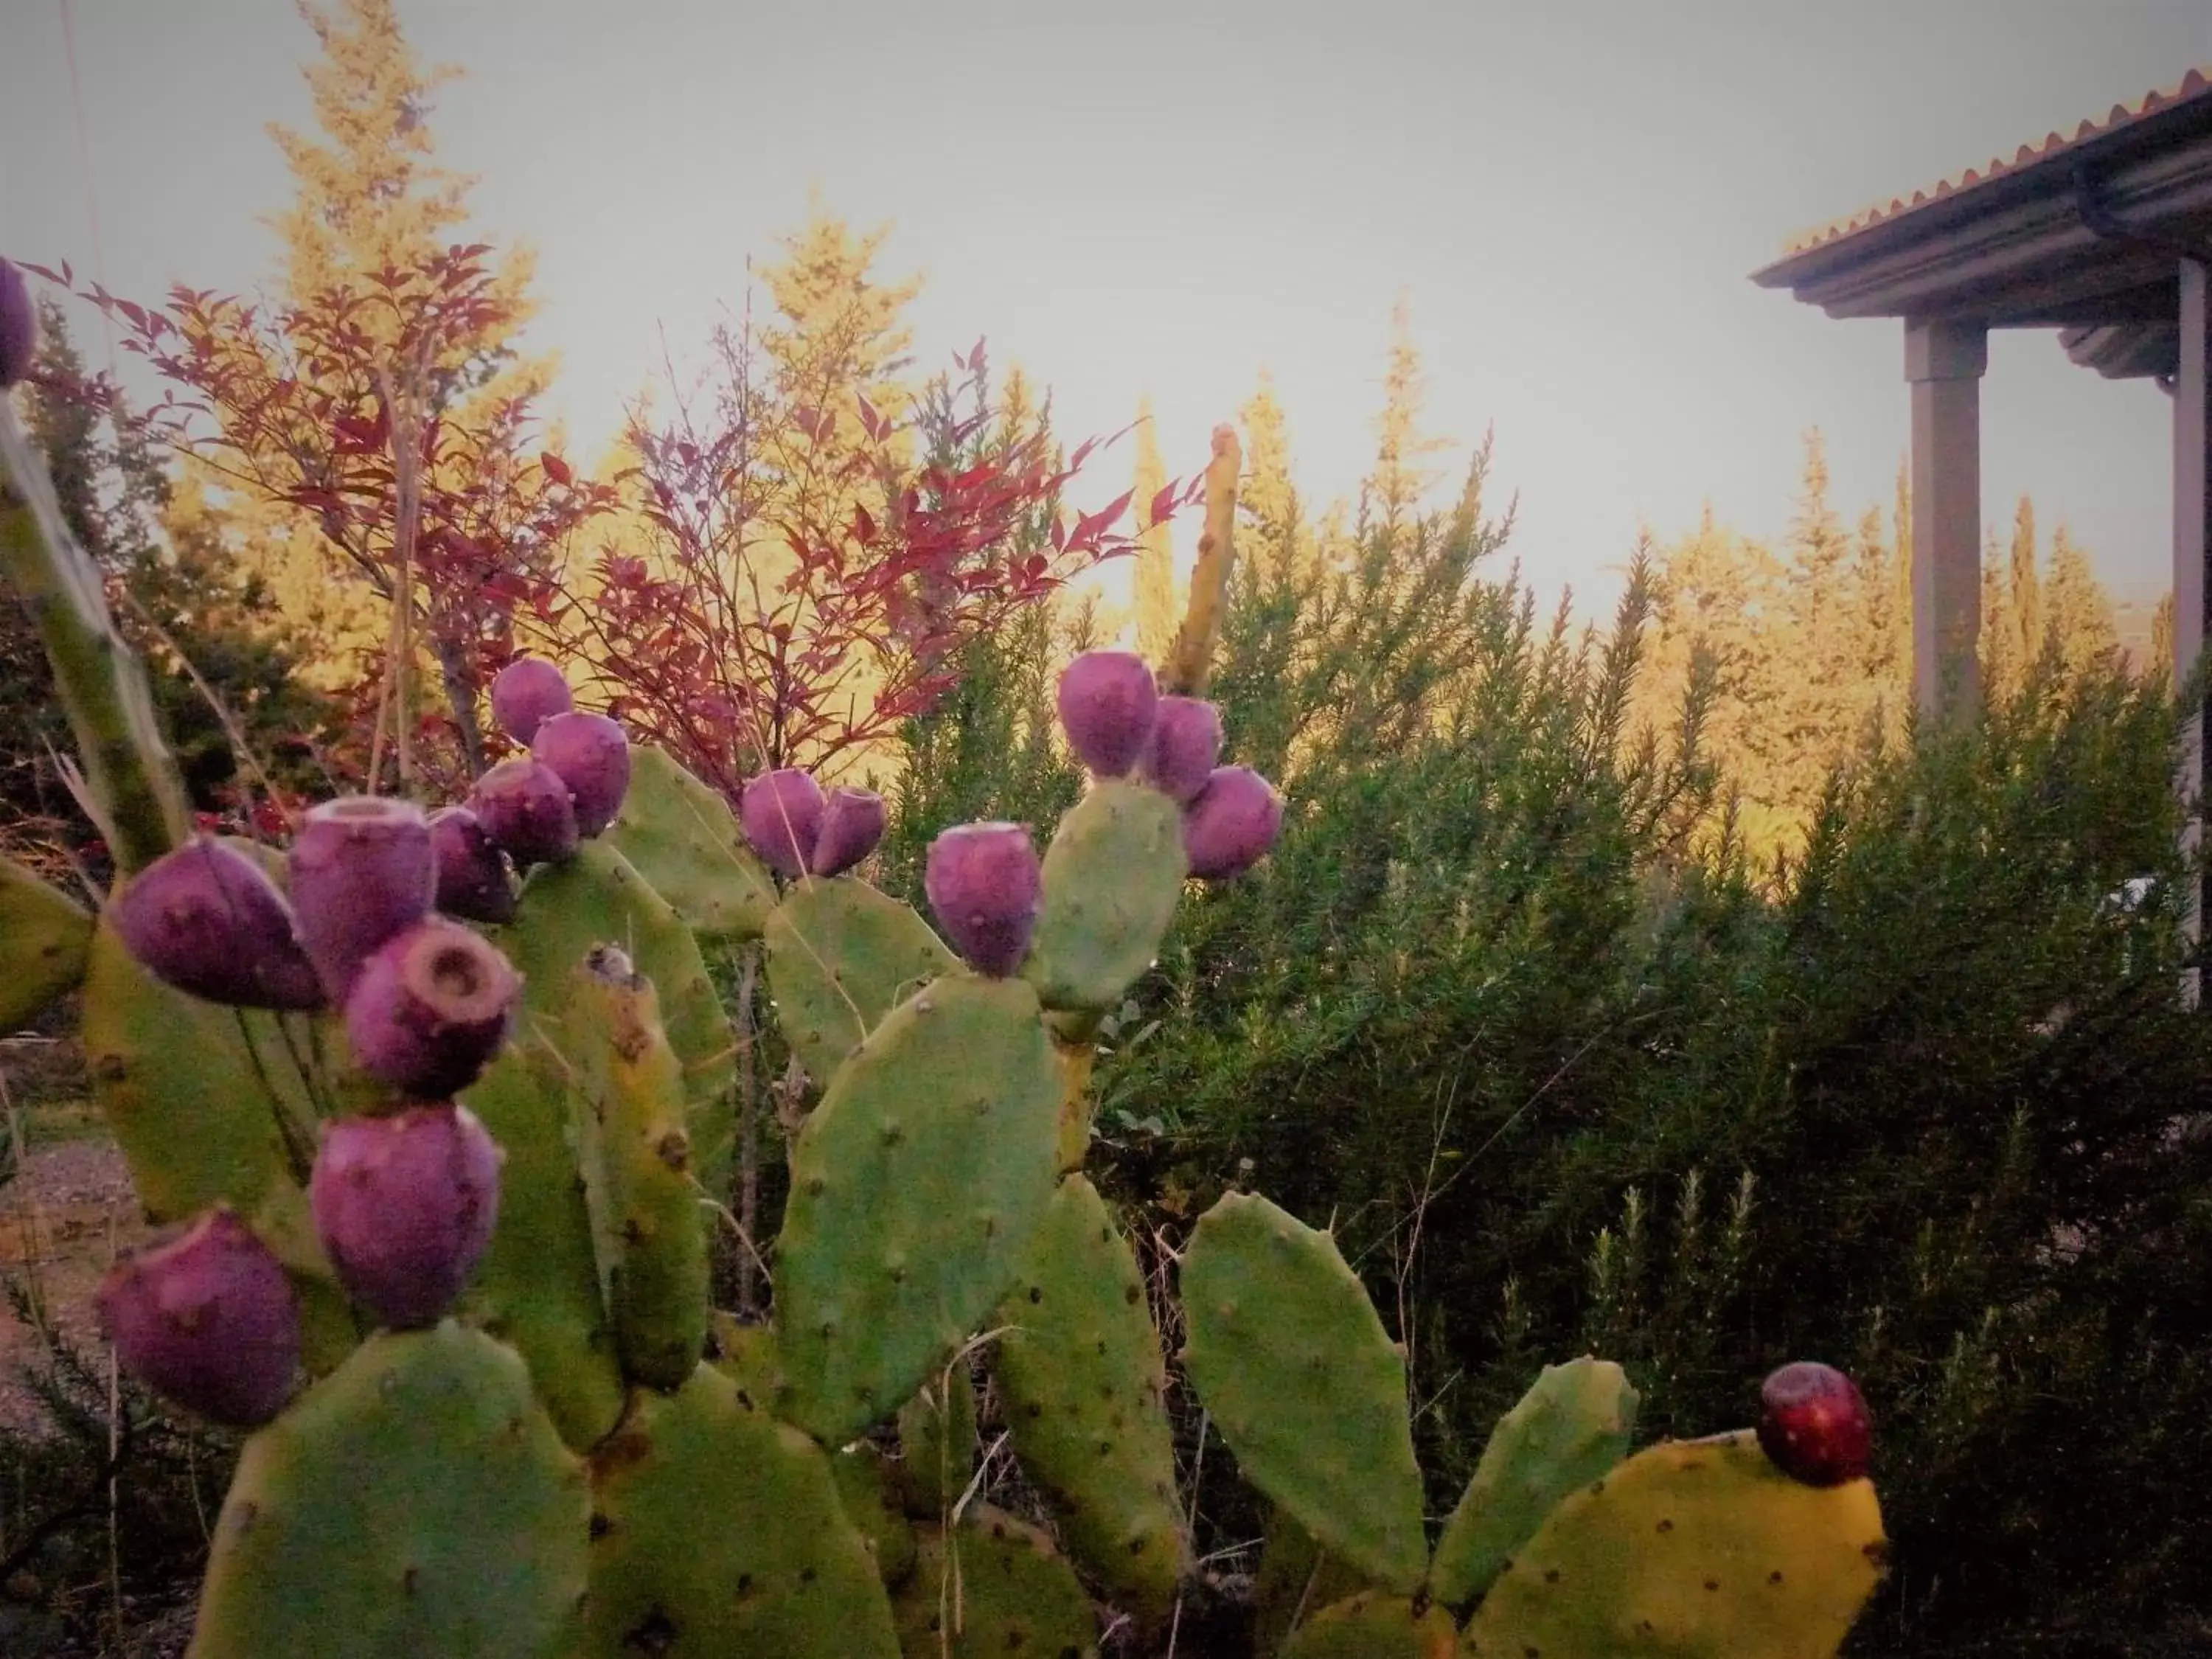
889;1509;1102;1659
993;1174;1187;1620
832;1441;921;1587
1178;1192;1427;1593
187;1322;587;1659
582;1364;900;1659
1023;781;1186;1014
1429;1356;1639;1610
1276;1591;1458;1659
895;1354;978;1519
504;840;737;1189
1251;1507;1373;1657
0;855;91;1030
1458;1432;1889;1659
79;914;357;1374
773;973;1061;1445
765;876;956;1093
566;950;711;1391
606;742;776;944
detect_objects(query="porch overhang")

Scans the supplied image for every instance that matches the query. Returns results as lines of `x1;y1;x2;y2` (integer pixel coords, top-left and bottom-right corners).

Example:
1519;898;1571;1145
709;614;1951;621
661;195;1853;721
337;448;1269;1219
1752;68;2212;375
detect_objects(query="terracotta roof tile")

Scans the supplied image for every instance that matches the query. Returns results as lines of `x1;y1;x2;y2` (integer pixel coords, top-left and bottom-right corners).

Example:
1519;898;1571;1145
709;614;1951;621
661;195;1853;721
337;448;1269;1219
1779;66;2212;255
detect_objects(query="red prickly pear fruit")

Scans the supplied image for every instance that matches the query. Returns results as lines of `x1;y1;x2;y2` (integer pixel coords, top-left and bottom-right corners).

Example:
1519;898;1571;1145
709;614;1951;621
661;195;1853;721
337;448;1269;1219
741;768;824;881
1141;695;1223;804
1758;1361;1872;1486
108;836;324;1010
810;786;886;877
310;1102;503;1329
467;757;580;869
924;821;1043;977
427;805;515;924
531;709;630;837
1182;766;1284;880
288;795;437;1003
97;1207;301;1427
489;655;572;745
1056;650;1158;778
344;917;520;1100
0;258;37;389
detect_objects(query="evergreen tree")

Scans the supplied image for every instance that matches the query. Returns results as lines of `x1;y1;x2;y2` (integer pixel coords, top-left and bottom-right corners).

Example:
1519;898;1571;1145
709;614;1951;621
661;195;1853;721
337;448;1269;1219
2043;522;2120;679
1360;296;1452;549
1237;371;1305;585
1130;397;1177;662
2008;495;2042;675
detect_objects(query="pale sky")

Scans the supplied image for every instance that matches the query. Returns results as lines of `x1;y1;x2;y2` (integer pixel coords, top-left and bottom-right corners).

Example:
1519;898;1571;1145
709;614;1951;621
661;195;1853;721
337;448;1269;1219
4;1;2210;619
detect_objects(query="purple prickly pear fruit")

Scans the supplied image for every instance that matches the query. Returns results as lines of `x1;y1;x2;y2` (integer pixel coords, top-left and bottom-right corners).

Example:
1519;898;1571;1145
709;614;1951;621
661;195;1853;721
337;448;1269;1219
1056;650;1158;778
490;655;573;745
467;757;580;869
427;805;515;924
741;768;824;881
1141;695;1223;804
0;258;36;389
310;1102;503;1329
1758;1361;1872;1486
531;710;630;837
810;786;886;877
1181;766;1284;880
288;795;437;1003
924;821;1043;977
97;1207;301;1427
344;917;520;1099
109;837;324;1010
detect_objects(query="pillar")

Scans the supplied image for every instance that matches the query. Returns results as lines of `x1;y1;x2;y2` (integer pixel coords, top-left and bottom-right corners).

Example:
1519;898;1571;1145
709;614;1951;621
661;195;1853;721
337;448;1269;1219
2176;260;2211;984
1905;319;1987;723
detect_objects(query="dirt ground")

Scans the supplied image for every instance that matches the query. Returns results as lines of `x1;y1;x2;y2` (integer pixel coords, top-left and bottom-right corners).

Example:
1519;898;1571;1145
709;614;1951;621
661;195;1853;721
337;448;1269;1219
1;1130;148;1430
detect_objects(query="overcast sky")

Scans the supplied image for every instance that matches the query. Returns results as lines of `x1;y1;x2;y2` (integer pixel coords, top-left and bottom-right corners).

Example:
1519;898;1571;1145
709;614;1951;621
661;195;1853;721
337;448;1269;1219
4;1;2209;618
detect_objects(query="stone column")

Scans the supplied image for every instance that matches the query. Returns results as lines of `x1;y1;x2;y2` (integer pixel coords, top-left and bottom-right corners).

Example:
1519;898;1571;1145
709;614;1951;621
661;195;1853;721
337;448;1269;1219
2176;260;2211;983
1905;320;1988;723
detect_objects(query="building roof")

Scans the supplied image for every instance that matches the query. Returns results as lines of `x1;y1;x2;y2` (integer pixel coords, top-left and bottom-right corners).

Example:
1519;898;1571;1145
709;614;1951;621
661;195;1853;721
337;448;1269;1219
1775;67;2212;258
1750;66;2212;372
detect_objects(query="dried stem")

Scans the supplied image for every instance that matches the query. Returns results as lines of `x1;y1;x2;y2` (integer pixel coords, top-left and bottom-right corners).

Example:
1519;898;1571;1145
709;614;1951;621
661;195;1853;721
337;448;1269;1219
1161;423;1242;698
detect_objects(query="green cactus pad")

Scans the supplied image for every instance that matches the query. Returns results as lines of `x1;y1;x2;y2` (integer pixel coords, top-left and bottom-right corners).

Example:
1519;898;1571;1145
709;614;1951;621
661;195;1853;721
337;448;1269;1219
773;973;1061;1445
1251;1506;1372;1656
1023;781;1186;1014
832;1441;920;1588
993;1174;1188;1621
188;1323;588;1659
1428;1356;1638;1610
895;1354;978;1520
1458;1432;1889;1659
566;950;711;1391
1276;1590;1458;1658
462;841;734;1449
506;840;737;1190
0;855;91;1030
889;1509;1102;1659
708;1311;785;1409
79;914;357;1374
606;743;776;944
1178;1192;1427;1593
764;875;956;1093
582;1364;900;1659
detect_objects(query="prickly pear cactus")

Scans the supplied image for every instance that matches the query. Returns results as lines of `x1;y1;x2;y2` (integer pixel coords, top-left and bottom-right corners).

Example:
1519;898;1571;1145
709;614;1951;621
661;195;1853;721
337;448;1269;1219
888;1507;1102;1659
606;742;776;944
772;972;1060;1444
992;1174;1188;1621
1180;1191;1429;1593
1251;1507;1372;1656
896;1354;979;1520
1275;1591;1457;1659
582;1364;900;1659
0;855;91;1029
1458;1433;1888;1659
765;875;957;1093
830;1441;920;1588
1428;1356;1639;1610
1024;780;1186;1016
188;1322;588;1659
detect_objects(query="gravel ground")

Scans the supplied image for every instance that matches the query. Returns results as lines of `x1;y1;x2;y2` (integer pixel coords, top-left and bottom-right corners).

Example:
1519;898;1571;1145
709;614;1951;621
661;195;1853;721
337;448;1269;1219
1;1136;147;1435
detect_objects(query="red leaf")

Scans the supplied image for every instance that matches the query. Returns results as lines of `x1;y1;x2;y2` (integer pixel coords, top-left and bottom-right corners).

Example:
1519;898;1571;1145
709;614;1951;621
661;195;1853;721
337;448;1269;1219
852;504;877;545
1148;481;1178;527
541;451;572;486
